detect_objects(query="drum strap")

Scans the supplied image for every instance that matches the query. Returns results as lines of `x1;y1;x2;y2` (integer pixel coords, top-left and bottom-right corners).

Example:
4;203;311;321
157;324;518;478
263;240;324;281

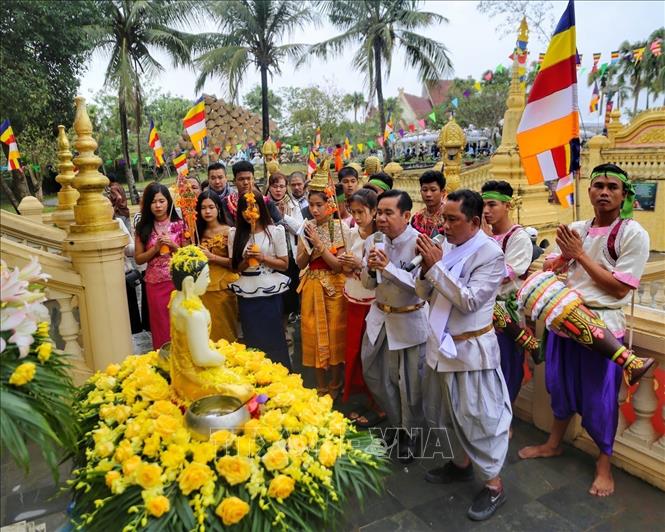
628;291;636;349
501;225;530;280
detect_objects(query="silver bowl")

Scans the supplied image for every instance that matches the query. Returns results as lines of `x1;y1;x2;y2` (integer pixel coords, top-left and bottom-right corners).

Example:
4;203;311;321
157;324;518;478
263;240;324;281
185;395;251;440
158;341;171;363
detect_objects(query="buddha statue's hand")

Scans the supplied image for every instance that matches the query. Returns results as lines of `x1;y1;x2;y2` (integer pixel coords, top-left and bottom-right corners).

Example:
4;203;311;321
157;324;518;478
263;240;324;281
195;348;226;367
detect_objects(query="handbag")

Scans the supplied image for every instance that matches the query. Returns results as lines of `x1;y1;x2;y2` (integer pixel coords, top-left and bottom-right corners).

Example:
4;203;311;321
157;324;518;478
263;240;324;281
125;269;142;287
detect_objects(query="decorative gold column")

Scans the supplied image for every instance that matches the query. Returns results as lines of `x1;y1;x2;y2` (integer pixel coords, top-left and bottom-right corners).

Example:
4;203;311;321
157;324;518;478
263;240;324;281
438;115;465;193
64;96;133;369
52;125;79;229
489;18;569;242
606;108;623;147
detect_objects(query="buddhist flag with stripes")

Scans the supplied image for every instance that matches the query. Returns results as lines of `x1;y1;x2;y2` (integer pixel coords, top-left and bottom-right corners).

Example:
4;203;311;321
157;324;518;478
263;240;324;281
384;113;394;141
183;97;206;154
147;120;165;167
589;82;600;113
173;152;189;176
610;50;620;64
307;149;317;177
0;119;21;171
633;47;645;62
314;127;321;150
591;52;601;73
516;0;579;209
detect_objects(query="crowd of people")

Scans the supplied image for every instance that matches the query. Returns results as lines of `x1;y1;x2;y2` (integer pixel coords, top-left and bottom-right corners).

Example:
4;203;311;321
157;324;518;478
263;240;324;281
110;160;649;521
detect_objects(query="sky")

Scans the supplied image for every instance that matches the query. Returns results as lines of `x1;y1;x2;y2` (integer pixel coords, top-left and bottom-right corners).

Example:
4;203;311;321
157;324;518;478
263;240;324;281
78;1;664;125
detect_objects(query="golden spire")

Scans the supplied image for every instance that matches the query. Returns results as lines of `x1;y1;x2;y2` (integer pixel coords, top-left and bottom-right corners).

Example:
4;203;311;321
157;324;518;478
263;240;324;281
55;126;79;212
69;96;116;233
309;155;331;191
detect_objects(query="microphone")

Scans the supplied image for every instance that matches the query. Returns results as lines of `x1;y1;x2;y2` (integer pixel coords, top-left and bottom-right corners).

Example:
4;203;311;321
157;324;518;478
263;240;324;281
404;234;445;272
373;232;385;283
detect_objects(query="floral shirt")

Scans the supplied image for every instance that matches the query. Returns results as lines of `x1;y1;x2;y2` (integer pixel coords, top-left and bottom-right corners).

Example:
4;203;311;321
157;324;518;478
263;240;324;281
411;203;445;238
144;219;186;284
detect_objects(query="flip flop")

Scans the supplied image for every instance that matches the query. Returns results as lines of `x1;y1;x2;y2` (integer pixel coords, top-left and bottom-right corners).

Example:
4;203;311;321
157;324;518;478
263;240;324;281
356;410;387;429
347;407;369;422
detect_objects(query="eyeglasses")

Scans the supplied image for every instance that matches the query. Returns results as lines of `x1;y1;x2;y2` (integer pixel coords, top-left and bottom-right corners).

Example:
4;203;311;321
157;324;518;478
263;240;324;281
271;184;287;190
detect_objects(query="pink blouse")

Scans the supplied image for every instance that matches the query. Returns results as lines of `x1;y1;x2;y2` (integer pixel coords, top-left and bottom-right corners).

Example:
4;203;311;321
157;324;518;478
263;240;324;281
144;219;186;284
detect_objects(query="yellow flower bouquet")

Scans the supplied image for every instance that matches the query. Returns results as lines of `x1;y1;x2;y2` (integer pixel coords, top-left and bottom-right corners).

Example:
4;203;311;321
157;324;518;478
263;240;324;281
69;341;388;531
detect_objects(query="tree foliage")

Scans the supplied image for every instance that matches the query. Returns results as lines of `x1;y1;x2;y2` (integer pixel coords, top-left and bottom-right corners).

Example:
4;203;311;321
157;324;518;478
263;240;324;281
476;1;555;44
243;85;284;121
0;0;99;135
307;0;453;161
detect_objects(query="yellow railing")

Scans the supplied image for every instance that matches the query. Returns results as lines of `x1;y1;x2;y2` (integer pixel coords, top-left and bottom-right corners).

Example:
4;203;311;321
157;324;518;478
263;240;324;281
0;209;66;254
459;162;492;191
1;236;92;384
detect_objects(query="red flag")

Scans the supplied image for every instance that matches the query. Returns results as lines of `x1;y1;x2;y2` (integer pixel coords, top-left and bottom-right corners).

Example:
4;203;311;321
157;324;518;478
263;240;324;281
408;124;416;133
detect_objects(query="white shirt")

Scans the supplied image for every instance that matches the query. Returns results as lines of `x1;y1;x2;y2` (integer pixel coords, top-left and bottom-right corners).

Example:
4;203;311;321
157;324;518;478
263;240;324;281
361;225;429;349
492;226;532;298
344;226;376;304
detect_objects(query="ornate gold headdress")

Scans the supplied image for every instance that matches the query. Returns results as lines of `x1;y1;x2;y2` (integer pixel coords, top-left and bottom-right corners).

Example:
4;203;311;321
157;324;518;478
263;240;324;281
309;155;331;192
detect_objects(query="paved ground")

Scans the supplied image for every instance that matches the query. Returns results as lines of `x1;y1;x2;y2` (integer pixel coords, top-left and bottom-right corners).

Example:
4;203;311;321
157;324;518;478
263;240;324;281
2;326;663;531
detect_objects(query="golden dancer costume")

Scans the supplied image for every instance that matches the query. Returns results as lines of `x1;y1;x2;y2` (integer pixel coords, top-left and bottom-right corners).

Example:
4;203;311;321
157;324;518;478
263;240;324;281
199;229;239;342
298;161;350;370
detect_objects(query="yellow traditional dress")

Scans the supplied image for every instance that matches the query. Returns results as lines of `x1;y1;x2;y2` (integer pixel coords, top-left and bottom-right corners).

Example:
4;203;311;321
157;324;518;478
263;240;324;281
199;229;239;342
298;220;349;369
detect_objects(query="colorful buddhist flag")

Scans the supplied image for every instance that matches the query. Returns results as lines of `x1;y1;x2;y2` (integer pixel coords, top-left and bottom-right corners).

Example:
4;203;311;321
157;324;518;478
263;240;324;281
147;120;165;167
183;97;206;154
307;149;317;177
604;97;614;129
408;123;416;133
173;152;189;176
650;39;662;57
516;0;579;209
591;52;601;73
576;52;583;70
383;113;394;141
473;80;482;93
417;119;426;129
0;119;21;171
633;47;645;62
314;127;321;149
610;50;620;64
589;82;600;113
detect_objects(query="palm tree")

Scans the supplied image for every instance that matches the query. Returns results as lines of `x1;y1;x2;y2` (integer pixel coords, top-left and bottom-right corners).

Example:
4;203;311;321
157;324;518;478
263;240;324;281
615;39;649;115
85;0;198;201
195;1;316;142
307;0;452;161
342;92;367;122
643;29;665;107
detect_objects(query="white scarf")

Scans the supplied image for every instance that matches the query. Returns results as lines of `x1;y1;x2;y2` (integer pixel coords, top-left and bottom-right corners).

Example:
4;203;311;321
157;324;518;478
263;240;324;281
428;230;491;359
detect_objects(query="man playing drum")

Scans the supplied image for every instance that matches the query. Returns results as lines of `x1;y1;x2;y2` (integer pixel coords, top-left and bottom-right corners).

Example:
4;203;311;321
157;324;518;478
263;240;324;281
519;163;651;497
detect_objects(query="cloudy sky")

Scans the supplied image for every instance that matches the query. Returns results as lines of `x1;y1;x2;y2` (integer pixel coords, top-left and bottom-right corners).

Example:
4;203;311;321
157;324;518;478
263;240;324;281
79;0;663;124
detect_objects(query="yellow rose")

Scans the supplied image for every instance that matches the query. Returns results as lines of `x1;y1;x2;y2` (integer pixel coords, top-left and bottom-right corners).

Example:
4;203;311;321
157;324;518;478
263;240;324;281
136;462;162;489
215;497;250;526
105;470;121;489
178;462;214;495
215;455;252;486
191;441;217;464
318;441;338;467
114;405;132;424
258;425;281;443
242;418;261;437
146;495;170;518
234;435;258;457
37;321;50;338
282;414;302;433
114;440;134;463
267;474;295;500
141;378;170;401
254;369;273;386
262;447;289;471
142;434;161;458
287;435;308;456
122;455;142;477
95;375;116;391
261;409;283;428
9;362;36;386
209;430;236;451
171;427;191;446
160;445;186;470
328;412;347;436
105;363;120;376
154;415;180;438
37;342;52;363
149;400;181;418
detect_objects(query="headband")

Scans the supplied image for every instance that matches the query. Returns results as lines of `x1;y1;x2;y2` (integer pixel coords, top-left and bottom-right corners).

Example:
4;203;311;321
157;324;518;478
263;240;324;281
368;179;390;192
482;191;512;203
590;170;634;219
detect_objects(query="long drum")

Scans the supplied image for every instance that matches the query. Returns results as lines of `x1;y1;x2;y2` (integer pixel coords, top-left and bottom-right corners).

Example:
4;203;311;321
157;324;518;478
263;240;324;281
517;271;655;385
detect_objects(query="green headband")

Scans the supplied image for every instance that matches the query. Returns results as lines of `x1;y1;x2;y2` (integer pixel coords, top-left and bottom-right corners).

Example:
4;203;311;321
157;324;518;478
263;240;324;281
482;191;512;203
590;170;635;219
368;179;390;192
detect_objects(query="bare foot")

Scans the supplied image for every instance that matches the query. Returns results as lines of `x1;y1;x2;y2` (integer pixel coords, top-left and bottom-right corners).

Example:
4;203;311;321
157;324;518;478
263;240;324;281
589;456;614;497
518;443;563;460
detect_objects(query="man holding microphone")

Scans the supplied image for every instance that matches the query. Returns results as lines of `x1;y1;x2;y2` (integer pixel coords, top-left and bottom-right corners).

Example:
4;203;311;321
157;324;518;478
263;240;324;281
361;189;429;463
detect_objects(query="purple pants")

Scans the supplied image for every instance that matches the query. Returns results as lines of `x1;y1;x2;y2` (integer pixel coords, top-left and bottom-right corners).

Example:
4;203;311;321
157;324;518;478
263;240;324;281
497;331;525;404
545;333;622;455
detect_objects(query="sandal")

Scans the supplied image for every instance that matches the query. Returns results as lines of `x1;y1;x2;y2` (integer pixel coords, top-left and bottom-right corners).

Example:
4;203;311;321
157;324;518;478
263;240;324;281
347;407;369;422
355;410;387;429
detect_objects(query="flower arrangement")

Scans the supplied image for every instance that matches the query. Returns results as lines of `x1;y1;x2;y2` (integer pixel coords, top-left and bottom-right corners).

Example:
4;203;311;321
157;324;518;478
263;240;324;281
242;191;261;268
0;258;78;480
69;342;388;531
176;176;198;241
